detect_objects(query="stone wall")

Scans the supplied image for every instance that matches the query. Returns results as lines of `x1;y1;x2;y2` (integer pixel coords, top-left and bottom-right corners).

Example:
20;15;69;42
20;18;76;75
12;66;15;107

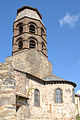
6;49;52;79
5;49;76;120
9;67;76;120
0;63;16;120
75;95;80;116
25;76;76;120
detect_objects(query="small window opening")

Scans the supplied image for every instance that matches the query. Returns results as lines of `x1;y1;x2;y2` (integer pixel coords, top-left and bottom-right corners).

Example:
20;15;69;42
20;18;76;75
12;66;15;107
29;24;35;33
42;42;45;51
19;25;23;34
18;41;23;49
41;28;44;37
72;88;75;103
29;40;36;49
56;89;63;103
34;89;40;106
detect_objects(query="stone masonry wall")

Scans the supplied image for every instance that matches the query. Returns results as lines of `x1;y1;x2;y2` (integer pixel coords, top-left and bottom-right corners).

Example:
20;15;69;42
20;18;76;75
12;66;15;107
5;49;76;120
0;63;16;120
11;68;76;120
6;49;52;79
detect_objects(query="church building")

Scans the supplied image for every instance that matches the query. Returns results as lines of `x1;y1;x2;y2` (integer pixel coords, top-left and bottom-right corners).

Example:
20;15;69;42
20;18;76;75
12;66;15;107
0;6;78;120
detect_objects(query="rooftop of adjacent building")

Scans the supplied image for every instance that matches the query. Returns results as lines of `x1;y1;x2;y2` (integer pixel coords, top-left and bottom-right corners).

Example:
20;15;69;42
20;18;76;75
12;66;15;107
75;94;80;97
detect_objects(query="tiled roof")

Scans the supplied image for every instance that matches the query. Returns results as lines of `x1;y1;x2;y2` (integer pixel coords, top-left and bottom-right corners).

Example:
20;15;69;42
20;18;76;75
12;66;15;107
42;74;65;81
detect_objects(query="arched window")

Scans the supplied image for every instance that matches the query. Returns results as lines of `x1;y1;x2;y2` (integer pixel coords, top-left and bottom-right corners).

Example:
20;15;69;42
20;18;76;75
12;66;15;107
42;42;45;51
16;38;23;50
41;28;44;37
17;23;23;34
19;25;23;34
34;89;40;106
18;40;23;49
29;24;35;33
56;88;63;103
29;40;36;49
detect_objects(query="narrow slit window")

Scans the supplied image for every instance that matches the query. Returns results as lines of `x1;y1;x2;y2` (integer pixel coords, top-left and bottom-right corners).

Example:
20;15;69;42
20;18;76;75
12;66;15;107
72;88;75;103
56;89;63;103
34;89;40;106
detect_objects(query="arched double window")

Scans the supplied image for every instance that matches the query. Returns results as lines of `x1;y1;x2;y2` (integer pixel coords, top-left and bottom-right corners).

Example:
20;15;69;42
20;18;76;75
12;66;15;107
56;88;63;103
34;89;40;106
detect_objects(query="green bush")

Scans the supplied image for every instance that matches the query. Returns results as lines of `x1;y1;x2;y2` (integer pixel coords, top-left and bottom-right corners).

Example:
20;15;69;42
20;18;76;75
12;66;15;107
76;116;80;120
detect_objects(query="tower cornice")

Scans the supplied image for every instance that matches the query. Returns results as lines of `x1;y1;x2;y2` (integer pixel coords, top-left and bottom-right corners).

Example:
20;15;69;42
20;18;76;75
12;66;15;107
17;6;42;19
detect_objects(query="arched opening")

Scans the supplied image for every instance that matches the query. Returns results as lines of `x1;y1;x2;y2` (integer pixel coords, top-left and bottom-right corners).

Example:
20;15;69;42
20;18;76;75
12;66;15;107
17;23;23;34
29;40;36;49
18;40;23;50
56;88;63;103
34;89;40;106
42;42;45;51
41;28;44;37
19;25;23;34
29;24;35;33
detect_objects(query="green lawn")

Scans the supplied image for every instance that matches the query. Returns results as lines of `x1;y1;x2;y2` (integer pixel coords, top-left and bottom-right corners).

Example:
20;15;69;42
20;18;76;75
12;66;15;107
76;116;80;120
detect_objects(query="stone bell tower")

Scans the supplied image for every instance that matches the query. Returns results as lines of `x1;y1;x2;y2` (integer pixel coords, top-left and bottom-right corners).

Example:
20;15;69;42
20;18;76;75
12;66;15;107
13;6;47;58
4;6;76;120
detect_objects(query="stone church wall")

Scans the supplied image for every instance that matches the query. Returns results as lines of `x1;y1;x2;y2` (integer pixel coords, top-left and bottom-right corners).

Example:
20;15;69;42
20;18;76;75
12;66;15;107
0;63;16;120
26;78;76;120
1;6;77;120
11;67;76;120
6;49;52;79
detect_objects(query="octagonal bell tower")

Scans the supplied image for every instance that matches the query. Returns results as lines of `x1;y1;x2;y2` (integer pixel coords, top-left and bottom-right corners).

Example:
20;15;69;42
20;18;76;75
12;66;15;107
13;6;47;58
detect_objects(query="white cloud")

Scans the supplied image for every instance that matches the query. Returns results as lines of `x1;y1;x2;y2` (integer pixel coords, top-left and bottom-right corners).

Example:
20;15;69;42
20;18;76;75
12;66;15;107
59;13;80;28
76;90;80;95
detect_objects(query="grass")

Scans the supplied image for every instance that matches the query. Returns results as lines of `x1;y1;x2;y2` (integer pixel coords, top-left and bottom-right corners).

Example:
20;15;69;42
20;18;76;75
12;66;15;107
76;116;80;120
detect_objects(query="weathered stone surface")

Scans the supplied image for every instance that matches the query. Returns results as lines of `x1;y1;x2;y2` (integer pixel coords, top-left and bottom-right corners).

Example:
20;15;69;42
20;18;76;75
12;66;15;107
0;5;78;120
6;49;52;79
0;63;16;120
0;94;15;106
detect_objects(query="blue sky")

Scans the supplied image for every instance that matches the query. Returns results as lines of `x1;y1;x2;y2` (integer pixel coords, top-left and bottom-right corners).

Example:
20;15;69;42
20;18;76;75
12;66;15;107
0;0;80;93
